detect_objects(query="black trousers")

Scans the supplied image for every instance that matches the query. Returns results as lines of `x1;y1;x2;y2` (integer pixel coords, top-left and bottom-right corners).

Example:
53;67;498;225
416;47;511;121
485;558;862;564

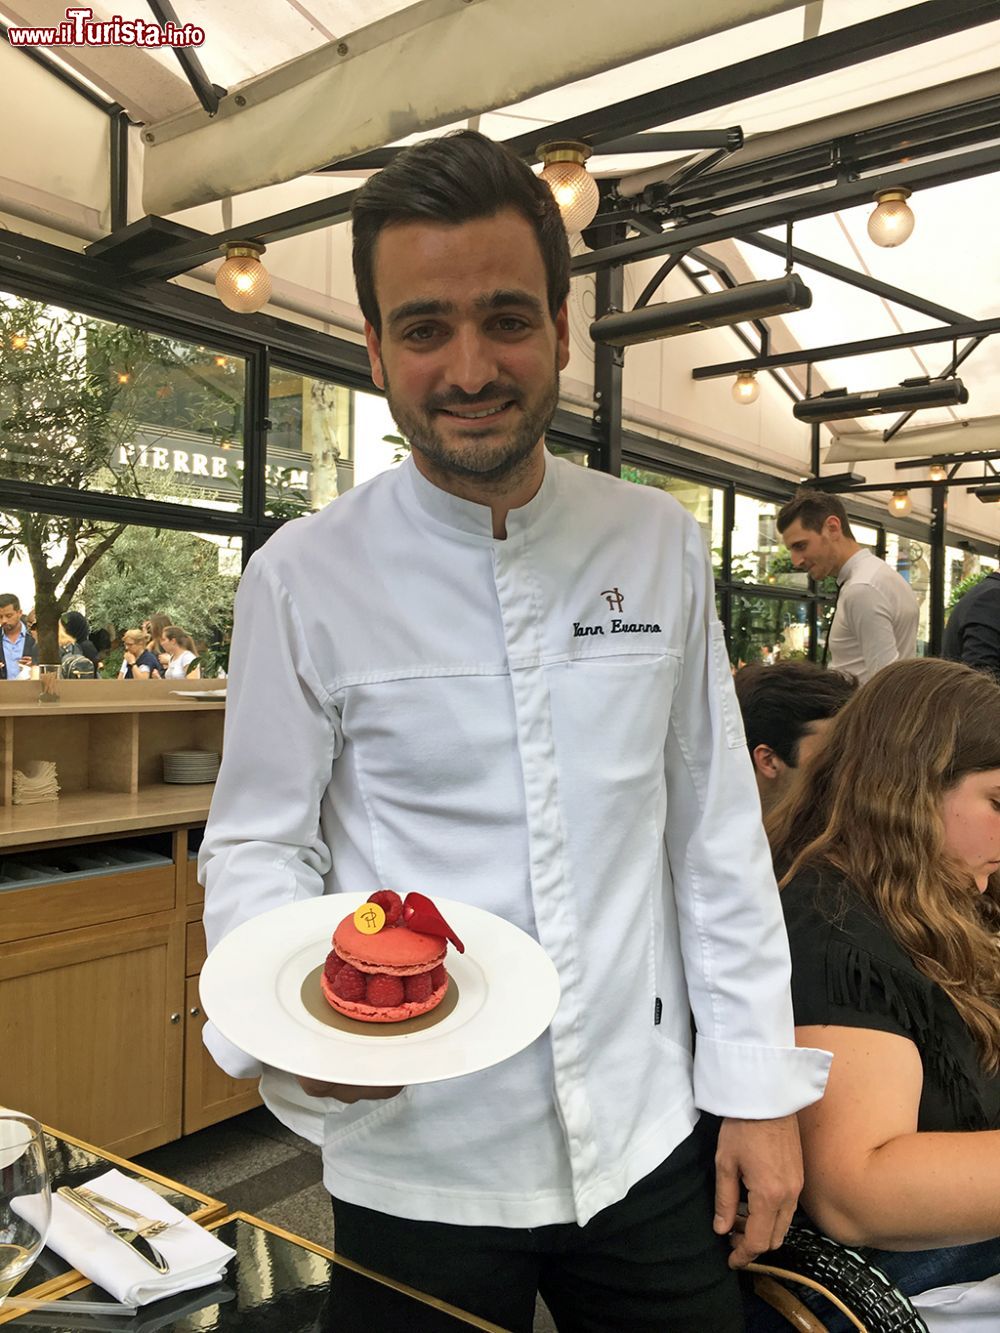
324;1115;744;1333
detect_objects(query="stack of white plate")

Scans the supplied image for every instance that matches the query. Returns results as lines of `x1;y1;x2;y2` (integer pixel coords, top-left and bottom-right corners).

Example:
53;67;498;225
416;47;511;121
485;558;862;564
162;751;221;784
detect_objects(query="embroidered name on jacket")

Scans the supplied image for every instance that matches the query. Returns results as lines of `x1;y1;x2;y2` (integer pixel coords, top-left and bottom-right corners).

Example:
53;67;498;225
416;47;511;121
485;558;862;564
573;620;662;636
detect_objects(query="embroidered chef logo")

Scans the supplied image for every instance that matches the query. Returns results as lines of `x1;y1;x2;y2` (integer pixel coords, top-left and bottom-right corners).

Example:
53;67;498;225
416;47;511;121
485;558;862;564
573;589;662;638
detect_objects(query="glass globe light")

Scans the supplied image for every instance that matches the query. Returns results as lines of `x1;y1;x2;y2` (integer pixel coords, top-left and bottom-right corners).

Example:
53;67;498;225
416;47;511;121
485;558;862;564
928;463;948;482
867;189;915;247
538;142;600;233
732;370;760;404
216;242;272;313
888;489;912;516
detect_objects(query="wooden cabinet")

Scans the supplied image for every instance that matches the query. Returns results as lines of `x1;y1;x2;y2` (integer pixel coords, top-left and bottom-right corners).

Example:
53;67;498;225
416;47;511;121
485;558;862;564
0;688;259;1154
183;976;261;1134
0;913;185;1157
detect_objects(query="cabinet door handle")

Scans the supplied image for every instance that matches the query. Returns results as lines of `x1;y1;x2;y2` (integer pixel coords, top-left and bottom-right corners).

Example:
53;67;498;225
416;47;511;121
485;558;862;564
170;1013;181;1024
189;1006;201;1018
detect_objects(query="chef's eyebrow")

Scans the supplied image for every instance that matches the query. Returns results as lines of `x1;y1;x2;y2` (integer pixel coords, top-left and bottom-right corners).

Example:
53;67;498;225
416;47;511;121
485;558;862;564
387;289;545;326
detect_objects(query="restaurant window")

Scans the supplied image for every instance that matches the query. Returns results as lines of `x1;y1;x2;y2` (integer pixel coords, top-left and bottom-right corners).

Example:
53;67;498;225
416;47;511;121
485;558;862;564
730;593;810;667
885;532;931;655
0;293;246;511
622;466;724;576
731;494;806;591
0;506;240;678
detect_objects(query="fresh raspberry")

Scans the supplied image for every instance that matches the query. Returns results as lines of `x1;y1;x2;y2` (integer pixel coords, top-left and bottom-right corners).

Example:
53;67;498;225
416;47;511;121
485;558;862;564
404;973;433;1002
323;951;345;985
430;965;447;991
366;974;404;1008
367;890;403;926
332;964;365;1001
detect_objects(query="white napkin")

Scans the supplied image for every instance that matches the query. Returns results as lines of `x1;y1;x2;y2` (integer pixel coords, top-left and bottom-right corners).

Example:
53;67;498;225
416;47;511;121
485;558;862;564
16;1168;235;1307
912;1273;1000;1331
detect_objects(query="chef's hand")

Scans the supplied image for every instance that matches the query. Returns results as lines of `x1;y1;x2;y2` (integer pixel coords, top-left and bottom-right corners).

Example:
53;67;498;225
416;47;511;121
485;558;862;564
714;1113;803;1268
296;1076;403;1104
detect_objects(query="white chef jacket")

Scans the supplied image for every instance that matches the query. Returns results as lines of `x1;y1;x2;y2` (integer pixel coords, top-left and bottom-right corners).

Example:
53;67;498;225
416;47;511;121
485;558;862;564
830;548;919;683
201;452;830;1228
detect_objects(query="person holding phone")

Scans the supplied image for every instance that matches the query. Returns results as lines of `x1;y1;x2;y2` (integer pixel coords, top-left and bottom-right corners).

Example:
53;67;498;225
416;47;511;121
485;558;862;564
0;593;37;679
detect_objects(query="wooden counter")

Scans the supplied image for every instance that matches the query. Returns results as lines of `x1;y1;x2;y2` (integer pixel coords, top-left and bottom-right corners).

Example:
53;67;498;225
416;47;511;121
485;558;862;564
0;679;224;836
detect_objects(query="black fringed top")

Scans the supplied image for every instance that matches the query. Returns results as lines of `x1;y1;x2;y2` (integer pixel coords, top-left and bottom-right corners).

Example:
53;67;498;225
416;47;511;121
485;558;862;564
782;865;1000;1132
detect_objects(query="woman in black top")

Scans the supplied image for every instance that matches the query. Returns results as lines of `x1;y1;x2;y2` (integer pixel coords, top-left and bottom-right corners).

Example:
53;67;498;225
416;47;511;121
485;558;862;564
765;658;1000;1316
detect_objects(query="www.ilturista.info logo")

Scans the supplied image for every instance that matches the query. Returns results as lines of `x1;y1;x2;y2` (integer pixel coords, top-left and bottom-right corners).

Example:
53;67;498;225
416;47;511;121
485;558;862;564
7;6;204;47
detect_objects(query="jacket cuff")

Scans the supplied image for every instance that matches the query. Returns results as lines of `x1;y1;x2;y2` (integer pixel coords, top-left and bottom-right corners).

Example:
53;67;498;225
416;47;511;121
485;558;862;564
202;1019;264;1081
694;1035;832;1119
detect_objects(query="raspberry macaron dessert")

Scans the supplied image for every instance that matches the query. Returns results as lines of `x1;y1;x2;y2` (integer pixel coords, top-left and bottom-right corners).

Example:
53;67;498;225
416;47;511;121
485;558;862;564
321;890;464;1024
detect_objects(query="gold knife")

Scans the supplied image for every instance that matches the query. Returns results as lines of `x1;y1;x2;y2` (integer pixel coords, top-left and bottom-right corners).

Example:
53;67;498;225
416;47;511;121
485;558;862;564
57;1186;170;1273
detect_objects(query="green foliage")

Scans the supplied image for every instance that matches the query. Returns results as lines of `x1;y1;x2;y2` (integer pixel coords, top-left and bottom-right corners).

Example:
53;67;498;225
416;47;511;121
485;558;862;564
84;528;238;675
948;569;988;612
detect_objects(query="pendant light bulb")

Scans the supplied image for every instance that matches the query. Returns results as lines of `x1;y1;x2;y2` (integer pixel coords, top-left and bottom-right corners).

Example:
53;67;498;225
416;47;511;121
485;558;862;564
928;464;948;483
538;141;600;233
732;370;760;404
867;189;915;247
888;489;912;517
216;242;272;313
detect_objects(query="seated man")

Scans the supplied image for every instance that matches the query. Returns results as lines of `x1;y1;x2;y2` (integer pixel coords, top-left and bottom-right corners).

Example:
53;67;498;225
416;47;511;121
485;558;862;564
734;661;856;814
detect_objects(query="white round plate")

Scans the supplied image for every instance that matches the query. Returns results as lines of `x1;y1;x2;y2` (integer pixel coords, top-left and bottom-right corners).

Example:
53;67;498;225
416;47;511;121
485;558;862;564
199;894;560;1085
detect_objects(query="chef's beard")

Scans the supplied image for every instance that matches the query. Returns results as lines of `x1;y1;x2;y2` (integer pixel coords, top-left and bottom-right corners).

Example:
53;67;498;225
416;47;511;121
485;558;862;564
381;361;560;485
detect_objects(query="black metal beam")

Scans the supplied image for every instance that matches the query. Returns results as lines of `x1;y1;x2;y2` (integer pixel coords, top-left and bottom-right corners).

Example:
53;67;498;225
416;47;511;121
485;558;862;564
318;130;743;173
109;106;129;236
930;484;948;652
145;0;225;116
740;233;970;327
895;449;1000;470
573;140;1000;275
593;226;626;475
124;187;360;282
691;315;1000;378
0;230;372;380
501;0;1000;159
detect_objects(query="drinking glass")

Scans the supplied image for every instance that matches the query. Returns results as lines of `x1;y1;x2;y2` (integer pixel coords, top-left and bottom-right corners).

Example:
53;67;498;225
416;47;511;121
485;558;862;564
0;1113;51;1307
37;666;60;704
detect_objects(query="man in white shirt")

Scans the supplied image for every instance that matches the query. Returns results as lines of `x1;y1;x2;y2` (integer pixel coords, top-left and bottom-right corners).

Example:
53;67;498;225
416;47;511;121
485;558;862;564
778;490;919;683
201;131;829;1332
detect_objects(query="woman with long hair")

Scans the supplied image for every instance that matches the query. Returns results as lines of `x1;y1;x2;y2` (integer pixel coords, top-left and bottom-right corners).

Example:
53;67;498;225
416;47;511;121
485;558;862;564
162;625;201;680
763;658;1000;1321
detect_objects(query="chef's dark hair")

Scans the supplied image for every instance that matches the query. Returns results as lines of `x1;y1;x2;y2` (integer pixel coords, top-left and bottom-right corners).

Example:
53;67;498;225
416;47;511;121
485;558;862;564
351;129;570;336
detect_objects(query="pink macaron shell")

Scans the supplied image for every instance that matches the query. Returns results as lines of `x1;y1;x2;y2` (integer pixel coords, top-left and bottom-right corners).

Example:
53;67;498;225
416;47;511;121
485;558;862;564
320;971;449;1023
333;917;446;974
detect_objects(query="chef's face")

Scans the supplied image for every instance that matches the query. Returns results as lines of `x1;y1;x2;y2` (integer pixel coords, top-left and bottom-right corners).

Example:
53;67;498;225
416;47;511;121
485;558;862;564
364;208;569;485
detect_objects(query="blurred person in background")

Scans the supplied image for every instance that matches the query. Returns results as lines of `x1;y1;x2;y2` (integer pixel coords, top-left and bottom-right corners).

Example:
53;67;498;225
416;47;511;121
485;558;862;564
143;613;173;673
162;626;201;680
942;564;1000;679
777;490;918;684
0;593;37;679
734;661;857;816
58;612;98;679
118;628;164;680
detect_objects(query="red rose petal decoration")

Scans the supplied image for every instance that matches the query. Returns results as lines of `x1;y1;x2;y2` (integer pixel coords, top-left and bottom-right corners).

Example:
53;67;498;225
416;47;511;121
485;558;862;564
402;892;465;953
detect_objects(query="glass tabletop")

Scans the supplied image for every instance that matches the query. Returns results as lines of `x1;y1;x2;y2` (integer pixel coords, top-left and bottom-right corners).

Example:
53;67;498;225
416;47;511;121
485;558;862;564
6;1216;507;1332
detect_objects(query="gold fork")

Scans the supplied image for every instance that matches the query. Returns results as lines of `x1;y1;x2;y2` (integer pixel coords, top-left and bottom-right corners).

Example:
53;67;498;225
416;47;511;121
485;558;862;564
76;1186;177;1238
